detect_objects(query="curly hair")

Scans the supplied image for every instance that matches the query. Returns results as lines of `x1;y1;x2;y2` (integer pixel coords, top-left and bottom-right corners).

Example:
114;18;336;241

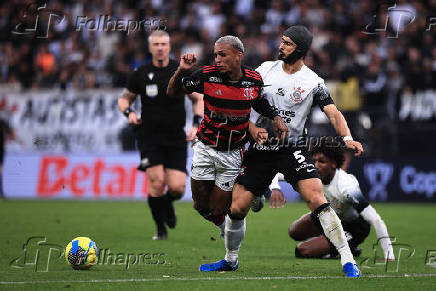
311;143;346;169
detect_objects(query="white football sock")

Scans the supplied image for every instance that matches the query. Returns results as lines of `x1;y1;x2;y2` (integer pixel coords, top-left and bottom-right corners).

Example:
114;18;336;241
224;215;246;265
317;206;356;266
218;220;225;239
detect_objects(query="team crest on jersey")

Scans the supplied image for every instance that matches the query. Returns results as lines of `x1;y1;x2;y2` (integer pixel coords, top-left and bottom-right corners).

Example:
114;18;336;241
291;87;305;103
243;87;255;100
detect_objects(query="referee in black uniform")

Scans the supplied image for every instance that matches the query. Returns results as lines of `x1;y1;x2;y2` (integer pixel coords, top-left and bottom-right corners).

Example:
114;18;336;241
118;30;203;240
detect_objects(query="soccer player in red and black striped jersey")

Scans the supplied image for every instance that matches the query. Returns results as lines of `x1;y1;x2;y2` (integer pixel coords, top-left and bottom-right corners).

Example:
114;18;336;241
167;36;288;268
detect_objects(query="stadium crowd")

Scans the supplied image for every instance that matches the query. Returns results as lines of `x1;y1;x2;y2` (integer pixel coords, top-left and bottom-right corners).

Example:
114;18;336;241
1;0;436;156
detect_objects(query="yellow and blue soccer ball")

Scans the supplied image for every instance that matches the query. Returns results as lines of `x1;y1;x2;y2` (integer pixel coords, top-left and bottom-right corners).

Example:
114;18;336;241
65;237;98;270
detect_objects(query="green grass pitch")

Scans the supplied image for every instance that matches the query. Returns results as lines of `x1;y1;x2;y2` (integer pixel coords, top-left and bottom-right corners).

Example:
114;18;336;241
1;200;435;290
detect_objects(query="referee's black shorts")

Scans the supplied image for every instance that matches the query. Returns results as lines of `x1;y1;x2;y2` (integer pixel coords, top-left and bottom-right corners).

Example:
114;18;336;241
236;146;320;196
135;127;187;173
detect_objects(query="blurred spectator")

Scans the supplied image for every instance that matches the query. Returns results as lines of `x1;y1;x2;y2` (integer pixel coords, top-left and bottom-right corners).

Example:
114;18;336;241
1;0;435;157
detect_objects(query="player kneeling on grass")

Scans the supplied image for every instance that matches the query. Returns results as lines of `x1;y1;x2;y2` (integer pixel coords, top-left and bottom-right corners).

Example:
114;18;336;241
268;144;395;261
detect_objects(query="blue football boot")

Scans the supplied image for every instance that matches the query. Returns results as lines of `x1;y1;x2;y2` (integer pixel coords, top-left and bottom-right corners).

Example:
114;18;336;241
199;259;239;272
343;262;360;277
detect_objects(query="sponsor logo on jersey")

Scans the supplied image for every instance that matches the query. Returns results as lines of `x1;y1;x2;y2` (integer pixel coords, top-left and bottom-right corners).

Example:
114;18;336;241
209;76;222;83
146;84;158;98
291;87;305;103
276;88;285;96
241;81;254;87
295;162;316;172
253;143;280;151
184;79;200;88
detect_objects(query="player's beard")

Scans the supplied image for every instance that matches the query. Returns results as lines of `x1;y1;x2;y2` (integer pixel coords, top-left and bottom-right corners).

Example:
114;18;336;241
278;51;302;65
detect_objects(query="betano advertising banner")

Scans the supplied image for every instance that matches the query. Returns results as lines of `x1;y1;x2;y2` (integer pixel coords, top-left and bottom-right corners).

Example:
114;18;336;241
3;152;303;201
3;152;196;201
5;154;436;202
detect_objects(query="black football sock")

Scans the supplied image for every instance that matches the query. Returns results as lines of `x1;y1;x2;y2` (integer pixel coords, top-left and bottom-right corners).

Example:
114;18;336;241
164;191;177;228
148;196;167;235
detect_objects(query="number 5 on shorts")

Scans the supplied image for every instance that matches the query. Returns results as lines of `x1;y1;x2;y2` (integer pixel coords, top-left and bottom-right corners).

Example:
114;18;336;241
293;150;305;164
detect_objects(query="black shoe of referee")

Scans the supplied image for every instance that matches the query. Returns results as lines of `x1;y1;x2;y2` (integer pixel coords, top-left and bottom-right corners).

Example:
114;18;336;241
152;228;168;240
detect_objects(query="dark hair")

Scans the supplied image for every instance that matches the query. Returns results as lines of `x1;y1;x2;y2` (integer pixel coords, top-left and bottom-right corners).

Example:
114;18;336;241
311;143;345;169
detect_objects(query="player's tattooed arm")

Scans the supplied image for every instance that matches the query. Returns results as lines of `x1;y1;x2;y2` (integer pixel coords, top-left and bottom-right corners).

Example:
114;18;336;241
323;104;363;156
118;89;141;124
167;54;197;96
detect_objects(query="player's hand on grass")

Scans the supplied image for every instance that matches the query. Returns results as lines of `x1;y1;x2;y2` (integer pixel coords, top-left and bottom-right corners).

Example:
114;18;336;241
179;54;197;71
273;116;289;141
249;125;268;145
345;140;363;156
128;111;142;125
270;189;285;208
186;126;198;141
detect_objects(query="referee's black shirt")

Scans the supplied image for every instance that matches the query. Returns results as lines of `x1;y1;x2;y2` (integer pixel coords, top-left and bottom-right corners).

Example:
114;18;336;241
126;59;186;141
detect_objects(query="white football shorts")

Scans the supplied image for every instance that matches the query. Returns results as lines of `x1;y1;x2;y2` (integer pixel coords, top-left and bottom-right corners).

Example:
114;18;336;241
191;140;243;192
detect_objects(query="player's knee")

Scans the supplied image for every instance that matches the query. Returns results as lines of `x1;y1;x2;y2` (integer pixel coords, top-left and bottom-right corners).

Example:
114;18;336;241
295;243;310;258
193;201;206;213
148;177;166;194
288;222;302;241
229;206;248;220
306;191;327;211
168;183;185;199
210;206;226;217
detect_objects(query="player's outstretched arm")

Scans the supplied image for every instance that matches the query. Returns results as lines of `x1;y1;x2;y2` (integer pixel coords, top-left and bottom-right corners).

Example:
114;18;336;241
323;104;363;156
118;89;141;124
167;54;197;97
186;92;204;141
360;205;395;261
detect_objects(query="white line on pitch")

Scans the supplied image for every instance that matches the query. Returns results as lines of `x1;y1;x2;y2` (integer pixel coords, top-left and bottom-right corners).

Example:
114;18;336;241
1;273;436;285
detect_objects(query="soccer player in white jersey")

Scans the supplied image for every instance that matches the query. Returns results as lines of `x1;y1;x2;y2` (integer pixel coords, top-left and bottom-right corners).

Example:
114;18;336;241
269;145;395;261
200;25;364;277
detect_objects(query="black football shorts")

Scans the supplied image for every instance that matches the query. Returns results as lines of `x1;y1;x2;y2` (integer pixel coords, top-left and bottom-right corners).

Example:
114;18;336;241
236;146;320;196
135;127;187;173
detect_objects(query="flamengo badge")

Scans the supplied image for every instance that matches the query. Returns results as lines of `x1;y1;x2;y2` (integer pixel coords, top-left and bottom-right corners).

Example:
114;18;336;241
291;87;305;103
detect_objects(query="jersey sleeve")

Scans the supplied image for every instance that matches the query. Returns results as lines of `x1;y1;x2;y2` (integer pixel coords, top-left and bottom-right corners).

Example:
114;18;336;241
255;61;274;79
312;83;334;111
126;69;140;95
181;68;204;94
340;174;370;213
252;82;278;120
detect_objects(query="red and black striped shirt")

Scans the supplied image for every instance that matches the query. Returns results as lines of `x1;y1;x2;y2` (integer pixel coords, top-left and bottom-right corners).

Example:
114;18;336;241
182;65;277;151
